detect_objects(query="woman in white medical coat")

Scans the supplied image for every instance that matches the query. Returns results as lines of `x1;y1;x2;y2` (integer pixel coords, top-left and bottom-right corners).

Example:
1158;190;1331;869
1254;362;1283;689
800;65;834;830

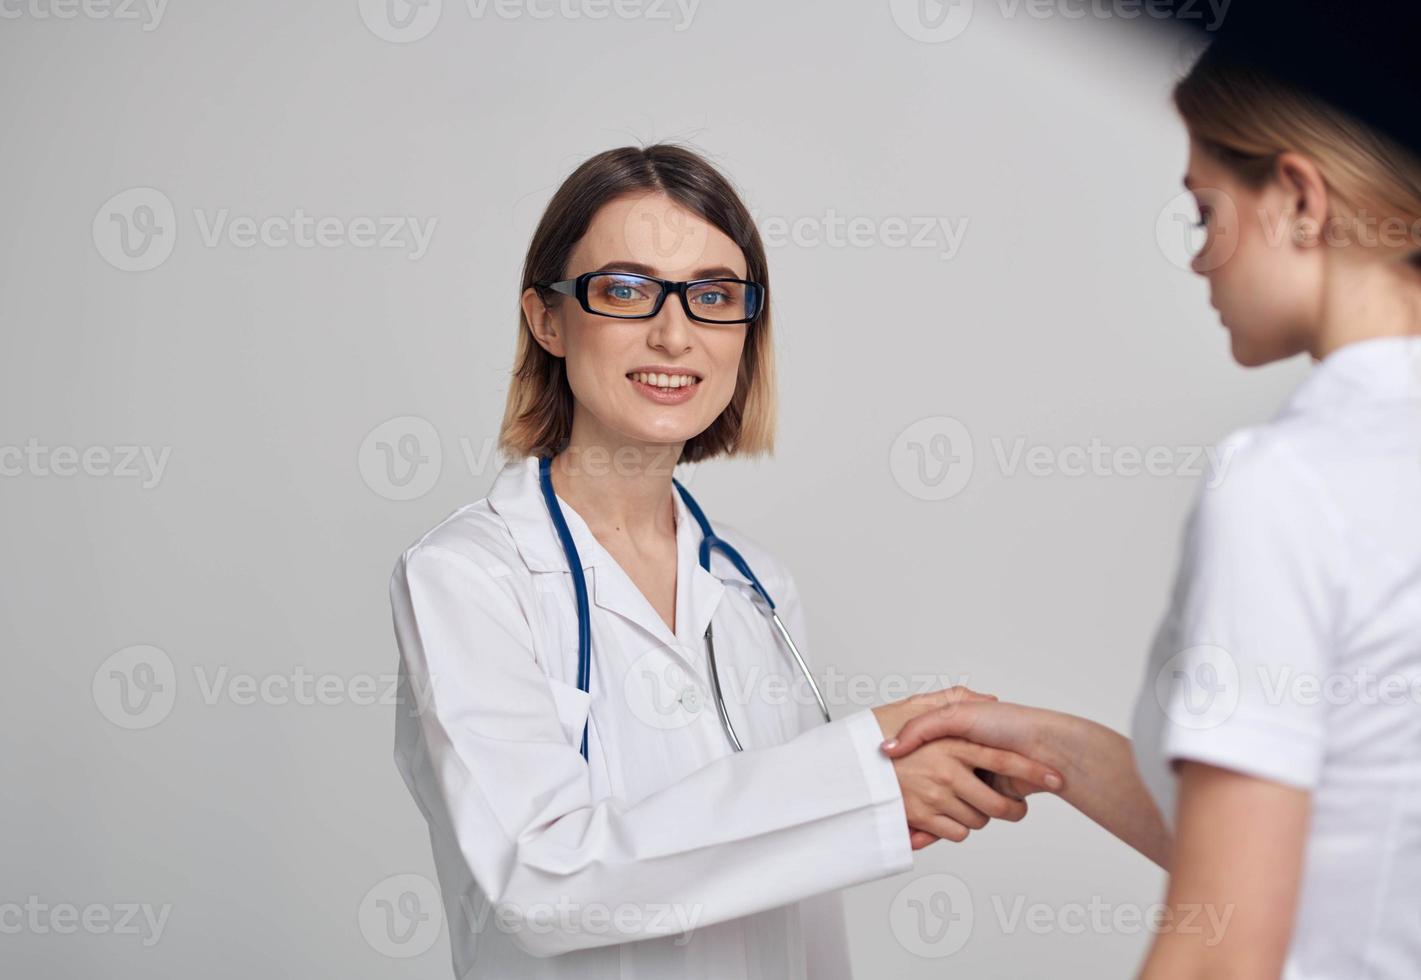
884;46;1421;978
388;144;1064;980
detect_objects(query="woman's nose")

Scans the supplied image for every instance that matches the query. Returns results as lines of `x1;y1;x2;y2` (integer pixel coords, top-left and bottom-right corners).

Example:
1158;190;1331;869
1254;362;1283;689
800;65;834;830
647;295;694;352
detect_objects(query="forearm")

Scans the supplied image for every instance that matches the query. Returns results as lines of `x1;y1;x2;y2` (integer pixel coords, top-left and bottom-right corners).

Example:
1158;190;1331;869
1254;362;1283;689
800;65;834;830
1035;712;1173;869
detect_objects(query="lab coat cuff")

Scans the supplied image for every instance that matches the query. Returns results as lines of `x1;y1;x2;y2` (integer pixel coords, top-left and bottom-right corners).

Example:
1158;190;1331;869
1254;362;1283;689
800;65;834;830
843;708;914;873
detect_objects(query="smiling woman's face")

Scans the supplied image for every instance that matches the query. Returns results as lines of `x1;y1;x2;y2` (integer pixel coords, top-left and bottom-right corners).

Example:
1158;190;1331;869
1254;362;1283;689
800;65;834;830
523;192;752;453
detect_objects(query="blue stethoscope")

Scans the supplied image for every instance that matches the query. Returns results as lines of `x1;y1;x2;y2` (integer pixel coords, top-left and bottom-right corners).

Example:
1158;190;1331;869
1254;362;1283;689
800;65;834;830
538;456;832;759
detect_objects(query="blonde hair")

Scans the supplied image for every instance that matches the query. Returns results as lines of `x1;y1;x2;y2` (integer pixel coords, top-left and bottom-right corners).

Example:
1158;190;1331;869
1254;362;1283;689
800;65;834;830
1175;47;1421;263
499;144;776;464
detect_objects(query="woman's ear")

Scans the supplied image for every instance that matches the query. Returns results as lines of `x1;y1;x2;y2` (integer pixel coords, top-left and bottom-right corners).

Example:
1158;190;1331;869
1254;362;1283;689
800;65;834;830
521;286;566;357
1273;151;1331;247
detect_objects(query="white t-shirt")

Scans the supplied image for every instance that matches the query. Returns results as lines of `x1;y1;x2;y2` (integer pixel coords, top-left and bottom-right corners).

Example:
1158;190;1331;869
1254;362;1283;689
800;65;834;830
1131;336;1421;979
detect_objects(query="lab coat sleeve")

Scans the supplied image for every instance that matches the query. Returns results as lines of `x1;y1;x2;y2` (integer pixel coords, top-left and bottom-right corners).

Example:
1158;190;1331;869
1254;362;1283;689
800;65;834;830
390;544;913;959
774;569;859;979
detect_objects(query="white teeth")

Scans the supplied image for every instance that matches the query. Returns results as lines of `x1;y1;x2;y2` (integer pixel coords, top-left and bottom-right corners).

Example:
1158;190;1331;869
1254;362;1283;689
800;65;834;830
630;372;698;389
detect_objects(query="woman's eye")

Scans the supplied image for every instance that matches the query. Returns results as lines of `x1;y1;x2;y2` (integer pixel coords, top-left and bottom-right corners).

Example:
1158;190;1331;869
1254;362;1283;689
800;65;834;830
694;291;727;306
602;281;648;302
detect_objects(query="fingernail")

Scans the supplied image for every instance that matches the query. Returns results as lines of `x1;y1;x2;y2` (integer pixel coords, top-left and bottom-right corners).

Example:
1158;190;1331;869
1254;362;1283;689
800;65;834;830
1045;772;1063;791
880;739;898;751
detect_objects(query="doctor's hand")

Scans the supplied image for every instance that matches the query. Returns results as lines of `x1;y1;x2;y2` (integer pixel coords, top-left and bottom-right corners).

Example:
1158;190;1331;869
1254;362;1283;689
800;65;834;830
872;689;1064;849
891;734;1064;848
882;698;1069;849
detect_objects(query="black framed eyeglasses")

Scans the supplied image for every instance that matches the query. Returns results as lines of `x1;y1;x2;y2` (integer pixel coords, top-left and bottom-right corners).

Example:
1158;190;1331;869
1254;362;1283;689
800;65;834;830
537;271;765;324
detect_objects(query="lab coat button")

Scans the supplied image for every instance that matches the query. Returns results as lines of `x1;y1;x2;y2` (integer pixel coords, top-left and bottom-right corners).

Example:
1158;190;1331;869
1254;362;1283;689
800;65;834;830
678;686;702;714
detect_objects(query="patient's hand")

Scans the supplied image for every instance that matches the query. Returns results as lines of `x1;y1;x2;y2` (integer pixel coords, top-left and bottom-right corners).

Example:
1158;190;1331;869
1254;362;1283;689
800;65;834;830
882;699;1068;846
873;689;1064;849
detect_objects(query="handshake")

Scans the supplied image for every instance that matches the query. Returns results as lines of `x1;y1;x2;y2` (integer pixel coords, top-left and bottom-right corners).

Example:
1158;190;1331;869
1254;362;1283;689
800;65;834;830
872;687;1066;851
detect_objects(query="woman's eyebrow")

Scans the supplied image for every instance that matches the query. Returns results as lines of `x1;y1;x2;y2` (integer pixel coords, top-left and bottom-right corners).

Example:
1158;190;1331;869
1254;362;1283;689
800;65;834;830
595;261;745;279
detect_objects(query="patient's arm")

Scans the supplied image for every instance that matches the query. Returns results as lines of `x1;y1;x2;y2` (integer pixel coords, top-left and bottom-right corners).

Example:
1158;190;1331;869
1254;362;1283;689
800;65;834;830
881;701;1173;869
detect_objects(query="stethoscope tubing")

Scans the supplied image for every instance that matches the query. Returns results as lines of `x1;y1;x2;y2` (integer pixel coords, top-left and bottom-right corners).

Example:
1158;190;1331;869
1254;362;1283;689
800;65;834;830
538;455;832;759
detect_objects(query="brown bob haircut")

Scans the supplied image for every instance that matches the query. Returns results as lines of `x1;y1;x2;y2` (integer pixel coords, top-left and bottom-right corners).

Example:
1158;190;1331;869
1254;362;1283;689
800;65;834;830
499;144;777;464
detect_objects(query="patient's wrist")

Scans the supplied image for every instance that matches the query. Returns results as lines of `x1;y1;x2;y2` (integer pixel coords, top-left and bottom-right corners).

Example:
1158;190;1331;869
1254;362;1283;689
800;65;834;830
1028;709;1085;781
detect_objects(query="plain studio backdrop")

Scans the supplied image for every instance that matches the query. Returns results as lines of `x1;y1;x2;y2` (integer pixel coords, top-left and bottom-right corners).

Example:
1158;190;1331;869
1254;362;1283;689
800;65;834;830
1;1;1303;977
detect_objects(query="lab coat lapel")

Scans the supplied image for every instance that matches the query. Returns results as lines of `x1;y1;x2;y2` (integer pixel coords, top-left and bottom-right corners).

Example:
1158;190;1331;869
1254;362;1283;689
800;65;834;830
673;487;727;653
487;456;718;679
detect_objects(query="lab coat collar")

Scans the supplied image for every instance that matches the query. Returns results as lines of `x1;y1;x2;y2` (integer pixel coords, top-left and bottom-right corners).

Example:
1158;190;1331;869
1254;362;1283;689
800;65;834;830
1282;335;1421;417
487;456;729;654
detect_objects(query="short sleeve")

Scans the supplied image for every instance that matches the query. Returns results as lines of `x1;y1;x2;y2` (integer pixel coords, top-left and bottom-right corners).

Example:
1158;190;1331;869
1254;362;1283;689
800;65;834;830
1151;431;1343;791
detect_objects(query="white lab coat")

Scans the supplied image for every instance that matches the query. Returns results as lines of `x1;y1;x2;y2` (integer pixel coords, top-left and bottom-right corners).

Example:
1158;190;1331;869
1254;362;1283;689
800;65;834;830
389;455;912;979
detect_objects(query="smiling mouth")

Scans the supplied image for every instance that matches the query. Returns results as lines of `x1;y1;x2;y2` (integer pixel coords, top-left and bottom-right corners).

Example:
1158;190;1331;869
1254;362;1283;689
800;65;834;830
626;371;701;391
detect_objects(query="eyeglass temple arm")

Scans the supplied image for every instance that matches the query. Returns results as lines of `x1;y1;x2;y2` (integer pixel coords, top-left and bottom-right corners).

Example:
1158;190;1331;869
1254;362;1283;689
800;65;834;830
539;280;577;298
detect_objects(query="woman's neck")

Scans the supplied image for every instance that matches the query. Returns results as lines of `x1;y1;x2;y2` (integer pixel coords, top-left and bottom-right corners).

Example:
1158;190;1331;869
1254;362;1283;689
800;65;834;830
1311;259;1421;360
550;423;684;541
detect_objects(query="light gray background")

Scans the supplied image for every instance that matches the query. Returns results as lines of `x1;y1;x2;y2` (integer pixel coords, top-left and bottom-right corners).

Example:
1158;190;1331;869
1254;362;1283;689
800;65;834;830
2;1;1306;977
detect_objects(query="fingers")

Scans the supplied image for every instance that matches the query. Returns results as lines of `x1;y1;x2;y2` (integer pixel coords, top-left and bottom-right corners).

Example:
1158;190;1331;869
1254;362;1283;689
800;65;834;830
908;828;938;850
953;767;1030;823
976;767;1028;801
942;795;995;830
910;813;973;844
929;685;997;706
881;703;980;757
956;741;1064;794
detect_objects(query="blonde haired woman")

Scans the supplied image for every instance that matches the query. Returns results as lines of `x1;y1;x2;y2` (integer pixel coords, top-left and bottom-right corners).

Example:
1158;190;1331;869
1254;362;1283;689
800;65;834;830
884;45;1421;979
389;144;1063;980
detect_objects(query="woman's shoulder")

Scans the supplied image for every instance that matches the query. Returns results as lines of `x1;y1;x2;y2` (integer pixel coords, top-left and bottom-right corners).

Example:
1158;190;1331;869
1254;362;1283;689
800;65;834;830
394;456;555;573
1189;421;1346;549
390;494;528;591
